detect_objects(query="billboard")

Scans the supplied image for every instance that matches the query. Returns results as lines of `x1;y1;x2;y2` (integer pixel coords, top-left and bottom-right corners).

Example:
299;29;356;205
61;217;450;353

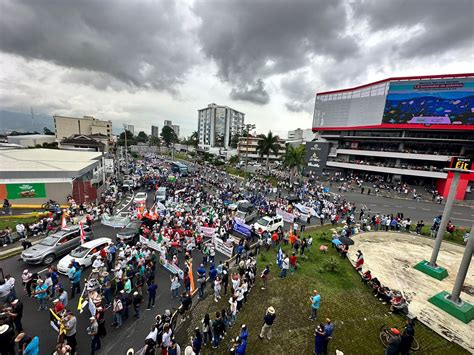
382;78;474;125
0;183;47;199
304;141;329;174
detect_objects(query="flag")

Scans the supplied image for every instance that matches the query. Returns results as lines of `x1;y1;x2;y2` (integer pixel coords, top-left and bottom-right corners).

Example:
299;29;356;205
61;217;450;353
61;215;67;229
277;246;283;269
79;222;86;244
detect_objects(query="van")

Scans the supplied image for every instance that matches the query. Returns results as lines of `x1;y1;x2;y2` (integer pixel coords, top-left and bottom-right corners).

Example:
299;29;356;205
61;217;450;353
156;187;167;202
57;237;112;274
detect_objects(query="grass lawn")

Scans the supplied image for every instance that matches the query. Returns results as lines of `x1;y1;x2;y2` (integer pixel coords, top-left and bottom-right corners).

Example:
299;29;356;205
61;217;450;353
179;225;467;354
0;215;42;230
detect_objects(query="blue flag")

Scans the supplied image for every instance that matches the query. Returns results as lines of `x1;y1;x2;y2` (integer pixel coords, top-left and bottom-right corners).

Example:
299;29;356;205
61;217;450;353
277;247;283;269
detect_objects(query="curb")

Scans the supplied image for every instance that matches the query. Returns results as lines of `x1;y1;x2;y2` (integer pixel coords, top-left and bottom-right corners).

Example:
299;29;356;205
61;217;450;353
0;239;42;260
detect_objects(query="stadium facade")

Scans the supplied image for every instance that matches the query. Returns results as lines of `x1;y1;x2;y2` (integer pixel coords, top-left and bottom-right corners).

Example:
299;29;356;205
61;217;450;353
309;73;474;200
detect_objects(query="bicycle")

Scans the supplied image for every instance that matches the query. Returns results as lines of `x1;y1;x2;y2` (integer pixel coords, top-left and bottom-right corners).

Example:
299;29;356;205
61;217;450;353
379;324;420;351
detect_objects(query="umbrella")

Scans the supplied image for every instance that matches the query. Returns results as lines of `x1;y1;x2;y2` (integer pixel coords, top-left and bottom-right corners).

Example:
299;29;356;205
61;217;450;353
332;239;342;246
339;236;354;246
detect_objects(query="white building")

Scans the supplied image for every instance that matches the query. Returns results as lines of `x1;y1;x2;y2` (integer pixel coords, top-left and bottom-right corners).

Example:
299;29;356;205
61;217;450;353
54;115;113;140
198;103;245;148
7;134;56;148
124;124;135;135
237;135;286;162
287;128;314;145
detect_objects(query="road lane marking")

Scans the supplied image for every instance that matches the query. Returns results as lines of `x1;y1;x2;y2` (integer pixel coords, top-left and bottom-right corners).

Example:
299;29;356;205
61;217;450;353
38;268;48;274
451;217;474;222
383;204;389;207
422;208;431;211
453;212;463;215
395;206;403;208
407;207;416;209
370;204;377;207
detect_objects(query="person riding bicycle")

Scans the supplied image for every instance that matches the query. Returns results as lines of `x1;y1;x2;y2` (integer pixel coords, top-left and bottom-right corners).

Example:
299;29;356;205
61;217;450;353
399;319;415;355
385;328;401;355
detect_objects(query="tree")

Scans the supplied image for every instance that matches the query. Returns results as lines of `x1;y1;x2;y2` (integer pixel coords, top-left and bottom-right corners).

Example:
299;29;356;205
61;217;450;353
149;135;161;147
43;127;54;135
161;126;178;147
117;130;135;146
229;155;239;165
136;131;149;143
283;145;306;182
189;131;198;147
256;131;281;174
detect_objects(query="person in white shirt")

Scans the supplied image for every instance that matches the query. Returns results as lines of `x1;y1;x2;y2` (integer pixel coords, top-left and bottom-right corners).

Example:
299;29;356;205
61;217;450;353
280;255;289;278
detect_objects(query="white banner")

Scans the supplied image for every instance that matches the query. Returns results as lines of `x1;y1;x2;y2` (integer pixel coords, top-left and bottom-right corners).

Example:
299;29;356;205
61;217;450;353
213;236;233;258
276;208;295;223
159;255;184;279
101;213;130;228
139;236;162;251
199;226;217;237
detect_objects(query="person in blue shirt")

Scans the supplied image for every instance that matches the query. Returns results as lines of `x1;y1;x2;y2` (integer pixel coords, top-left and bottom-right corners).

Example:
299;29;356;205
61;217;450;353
24;335;40;355
309;289;321;320
239;324;249;342
323;318;334;354
71;268;82;298
192;327;203;354
233;337;247;355
147;280;158;309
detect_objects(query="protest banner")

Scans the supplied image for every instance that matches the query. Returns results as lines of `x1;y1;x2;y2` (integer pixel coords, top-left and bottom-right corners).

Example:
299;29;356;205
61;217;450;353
213;236;233;257
139;236;161;251
276;208;295;223
233;220;251;237
159;255;184;279
199;226;217;237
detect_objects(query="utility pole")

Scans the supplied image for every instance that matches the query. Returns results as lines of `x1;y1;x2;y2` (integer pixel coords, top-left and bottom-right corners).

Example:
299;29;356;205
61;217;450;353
244;123;256;176
123;125;129;174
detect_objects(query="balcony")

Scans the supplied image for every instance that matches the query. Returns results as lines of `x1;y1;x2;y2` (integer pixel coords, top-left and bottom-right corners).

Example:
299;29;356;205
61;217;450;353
326;161;448;178
335;149;452;162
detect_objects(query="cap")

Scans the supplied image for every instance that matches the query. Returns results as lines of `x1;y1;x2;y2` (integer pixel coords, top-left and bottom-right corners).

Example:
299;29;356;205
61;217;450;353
53;299;60;303
133;291;138;296
11;299;19;305
241;324;246;328
390;328;400;335
267;306;275;314
23;269;29;274
89;316;96;321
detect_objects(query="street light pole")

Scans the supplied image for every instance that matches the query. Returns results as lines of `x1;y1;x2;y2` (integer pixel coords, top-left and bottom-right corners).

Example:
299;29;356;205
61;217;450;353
123;125;129;174
244;123;255;176
429;171;460;267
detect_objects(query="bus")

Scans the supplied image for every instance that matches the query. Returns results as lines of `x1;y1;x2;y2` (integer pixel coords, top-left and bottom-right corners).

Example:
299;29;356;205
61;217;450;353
171;162;188;176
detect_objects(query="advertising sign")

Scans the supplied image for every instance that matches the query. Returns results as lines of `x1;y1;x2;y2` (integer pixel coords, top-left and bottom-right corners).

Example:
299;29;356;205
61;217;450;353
276;208;296;223
449;157;473;171
382;78;474;125
304;141;329;174
1;183;47;199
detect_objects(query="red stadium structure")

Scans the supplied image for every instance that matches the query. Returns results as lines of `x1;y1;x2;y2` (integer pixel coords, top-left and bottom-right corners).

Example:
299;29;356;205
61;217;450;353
309;73;474;201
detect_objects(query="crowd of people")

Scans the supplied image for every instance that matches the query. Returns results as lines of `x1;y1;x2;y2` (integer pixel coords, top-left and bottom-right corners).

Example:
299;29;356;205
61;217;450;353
0;152;461;355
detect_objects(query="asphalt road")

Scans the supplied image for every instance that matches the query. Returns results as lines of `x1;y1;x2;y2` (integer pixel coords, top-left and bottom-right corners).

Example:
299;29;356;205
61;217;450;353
339;191;474;226
2;189;228;354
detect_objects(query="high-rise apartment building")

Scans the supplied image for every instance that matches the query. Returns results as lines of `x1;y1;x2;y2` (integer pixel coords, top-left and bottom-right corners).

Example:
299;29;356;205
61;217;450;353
53;115;112;140
164;120;173;128
197;103;245;148
124;124;135;135
151;125;159;138
171;125;180;137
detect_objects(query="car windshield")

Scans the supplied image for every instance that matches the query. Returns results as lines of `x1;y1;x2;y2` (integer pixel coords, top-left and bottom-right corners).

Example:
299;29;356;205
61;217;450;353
136;193;146;199
257;218;269;226
125;222;139;229
40;236;60;246
70;246;89;258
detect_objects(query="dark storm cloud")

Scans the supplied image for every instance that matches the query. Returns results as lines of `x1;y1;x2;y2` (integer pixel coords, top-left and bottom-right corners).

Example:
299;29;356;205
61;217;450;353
352;0;474;58
281;72;315;113
194;0;359;104
0;0;199;92
230;79;270;105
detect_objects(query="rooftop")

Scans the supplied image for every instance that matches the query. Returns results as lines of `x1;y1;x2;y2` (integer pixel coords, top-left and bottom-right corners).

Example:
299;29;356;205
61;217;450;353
0;148;101;178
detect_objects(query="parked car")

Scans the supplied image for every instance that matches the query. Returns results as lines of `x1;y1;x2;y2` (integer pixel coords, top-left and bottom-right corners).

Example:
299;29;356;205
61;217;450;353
116;220;142;244
155;187;167;202
20;226;93;265
253;215;284;233
57;238;112;274
133;192;148;205
122;179;135;192
235;201;258;223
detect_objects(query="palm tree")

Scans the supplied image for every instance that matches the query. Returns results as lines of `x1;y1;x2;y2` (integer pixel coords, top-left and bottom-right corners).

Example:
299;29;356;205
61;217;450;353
256;131;281;174
283;144;306;182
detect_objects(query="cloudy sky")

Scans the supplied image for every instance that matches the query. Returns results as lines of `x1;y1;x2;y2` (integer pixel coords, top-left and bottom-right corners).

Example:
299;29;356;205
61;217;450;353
0;0;473;137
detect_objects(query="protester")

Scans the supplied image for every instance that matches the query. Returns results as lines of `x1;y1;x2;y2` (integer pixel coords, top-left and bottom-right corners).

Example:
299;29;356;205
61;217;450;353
309;290;321;321
259;306;276;340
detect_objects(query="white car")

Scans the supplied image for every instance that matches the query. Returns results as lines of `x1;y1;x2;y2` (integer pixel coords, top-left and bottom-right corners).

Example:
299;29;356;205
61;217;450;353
57;238;112;274
133;192;148;205
253;216;284;233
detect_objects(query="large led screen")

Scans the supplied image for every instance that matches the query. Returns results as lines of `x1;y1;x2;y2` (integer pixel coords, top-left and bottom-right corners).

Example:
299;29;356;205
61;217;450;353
382;78;474;125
